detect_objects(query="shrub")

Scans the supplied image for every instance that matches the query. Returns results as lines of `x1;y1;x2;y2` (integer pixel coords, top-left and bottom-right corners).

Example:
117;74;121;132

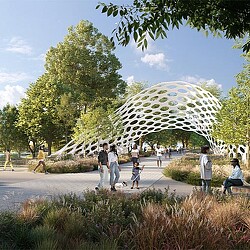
2;190;250;249
28;158;98;173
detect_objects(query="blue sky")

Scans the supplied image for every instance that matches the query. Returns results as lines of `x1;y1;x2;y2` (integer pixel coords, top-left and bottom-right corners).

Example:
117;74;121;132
0;0;245;108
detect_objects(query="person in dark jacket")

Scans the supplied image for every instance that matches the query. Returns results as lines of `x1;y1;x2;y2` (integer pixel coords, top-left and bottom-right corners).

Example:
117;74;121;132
95;143;109;190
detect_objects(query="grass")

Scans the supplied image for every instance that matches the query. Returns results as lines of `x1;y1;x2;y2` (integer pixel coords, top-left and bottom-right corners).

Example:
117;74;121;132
28;154;134;173
164;154;250;187
0;189;250;249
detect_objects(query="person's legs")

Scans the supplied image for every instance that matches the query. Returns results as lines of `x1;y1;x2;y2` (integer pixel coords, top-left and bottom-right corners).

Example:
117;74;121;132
131;181;135;189
97;167;104;188
223;179;243;194
201;179;206;192
205;180;211;193
109;162;115;187
33;161;41;172
156;159;159;168
136;181;139;189
114;164;120;185
159;156;162;167
9;161;14;170
4;161;8;170
42;161;48;174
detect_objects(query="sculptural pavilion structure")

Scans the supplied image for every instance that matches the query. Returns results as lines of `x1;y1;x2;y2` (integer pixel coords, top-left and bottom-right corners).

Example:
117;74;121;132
54;81;247;161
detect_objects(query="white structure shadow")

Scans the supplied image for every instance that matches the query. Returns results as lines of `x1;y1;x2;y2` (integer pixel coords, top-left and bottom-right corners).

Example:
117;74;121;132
53;81;246;160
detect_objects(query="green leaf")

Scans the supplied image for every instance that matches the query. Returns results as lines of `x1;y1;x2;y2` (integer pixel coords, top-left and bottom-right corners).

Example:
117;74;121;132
133;31;138;42
107;7;113;16
101;6;107;13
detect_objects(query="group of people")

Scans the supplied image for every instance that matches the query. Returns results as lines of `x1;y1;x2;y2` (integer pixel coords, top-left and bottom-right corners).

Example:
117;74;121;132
199;145;244;194
96;143;144;191
2;146;48;174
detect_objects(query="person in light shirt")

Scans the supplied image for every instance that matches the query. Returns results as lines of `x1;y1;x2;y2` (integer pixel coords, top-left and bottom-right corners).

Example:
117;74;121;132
108;144;121;191
199;145;212;193
223;158;244;194
155;145;163;168
131;144;140;164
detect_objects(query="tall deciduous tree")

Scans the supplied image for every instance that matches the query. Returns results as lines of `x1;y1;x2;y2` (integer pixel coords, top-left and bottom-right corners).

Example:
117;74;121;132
45;20;126;113
17;74;63;156
0;104;28;155
97;0;250;52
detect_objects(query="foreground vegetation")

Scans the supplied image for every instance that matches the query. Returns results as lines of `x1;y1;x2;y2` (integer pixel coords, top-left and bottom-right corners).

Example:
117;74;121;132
164;154;250;187
0;189;250;250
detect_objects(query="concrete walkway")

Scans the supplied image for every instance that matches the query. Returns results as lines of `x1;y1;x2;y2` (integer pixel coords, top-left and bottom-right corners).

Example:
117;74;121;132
0;154;194;211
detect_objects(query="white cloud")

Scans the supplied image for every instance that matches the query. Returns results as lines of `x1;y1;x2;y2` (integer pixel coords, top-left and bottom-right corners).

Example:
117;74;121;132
0;70;32;84
126;75;135;85
6;37;32;55
130;36;171;71
141;53;168;70
0;85;26;108
180;75;222;89
30;53;46;62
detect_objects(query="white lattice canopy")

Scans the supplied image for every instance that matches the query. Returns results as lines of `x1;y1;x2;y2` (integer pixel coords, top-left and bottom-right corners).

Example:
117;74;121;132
55;81;224;156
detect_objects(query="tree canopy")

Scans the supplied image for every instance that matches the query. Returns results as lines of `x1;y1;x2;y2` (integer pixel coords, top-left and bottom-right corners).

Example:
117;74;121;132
97;0;250;52
45;20;126;113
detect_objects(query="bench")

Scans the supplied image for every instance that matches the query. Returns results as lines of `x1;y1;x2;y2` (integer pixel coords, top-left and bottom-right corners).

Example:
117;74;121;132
231;185;250;195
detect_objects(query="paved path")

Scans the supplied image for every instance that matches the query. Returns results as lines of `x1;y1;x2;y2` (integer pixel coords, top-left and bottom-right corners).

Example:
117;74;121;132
0;154;194;211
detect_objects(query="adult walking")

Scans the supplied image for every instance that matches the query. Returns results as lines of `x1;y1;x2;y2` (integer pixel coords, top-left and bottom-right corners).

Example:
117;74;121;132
199;145;212;193
223;158;244;194
33;146;48;174
155;145;163;168
131;144;140;164
108;144;121;191
4;149;14;171
95;143;109;190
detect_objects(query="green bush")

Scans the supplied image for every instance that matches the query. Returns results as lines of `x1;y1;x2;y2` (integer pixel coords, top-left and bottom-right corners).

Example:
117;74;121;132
28;158;98;173
164;167;224;187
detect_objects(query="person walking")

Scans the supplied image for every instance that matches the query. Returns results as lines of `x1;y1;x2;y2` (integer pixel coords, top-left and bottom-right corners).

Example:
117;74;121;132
131;144;140;164
108;144;121;191
155;145;163;168
3;149;14;171
168;146;172;158
95;143;109;190
199;145;212;193
222;158;244;194
33;146;48;174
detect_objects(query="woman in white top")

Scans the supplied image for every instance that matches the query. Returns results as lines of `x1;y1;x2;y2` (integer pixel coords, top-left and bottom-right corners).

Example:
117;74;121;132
131;144;140;164
199;145;212;193
108;145;121;191
223;158;244;194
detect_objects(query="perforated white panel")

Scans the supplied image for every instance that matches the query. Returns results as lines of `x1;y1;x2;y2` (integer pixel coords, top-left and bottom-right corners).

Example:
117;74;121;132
53;81;246;160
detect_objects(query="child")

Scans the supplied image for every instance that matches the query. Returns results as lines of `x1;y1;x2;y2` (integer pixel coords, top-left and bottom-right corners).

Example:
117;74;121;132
131;162;144;189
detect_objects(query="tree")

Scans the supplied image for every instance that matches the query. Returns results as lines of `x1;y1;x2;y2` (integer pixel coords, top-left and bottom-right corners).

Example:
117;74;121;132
45;20;126;114
97;0;250;52
212;45;250;167
189;132;208;149
199;82;222;100
17;74;63;156
125;81;148;99
0;104;28;155
74;107;123;155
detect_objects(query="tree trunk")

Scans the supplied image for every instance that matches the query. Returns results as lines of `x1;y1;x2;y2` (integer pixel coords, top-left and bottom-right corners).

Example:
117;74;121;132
47;140;52;156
